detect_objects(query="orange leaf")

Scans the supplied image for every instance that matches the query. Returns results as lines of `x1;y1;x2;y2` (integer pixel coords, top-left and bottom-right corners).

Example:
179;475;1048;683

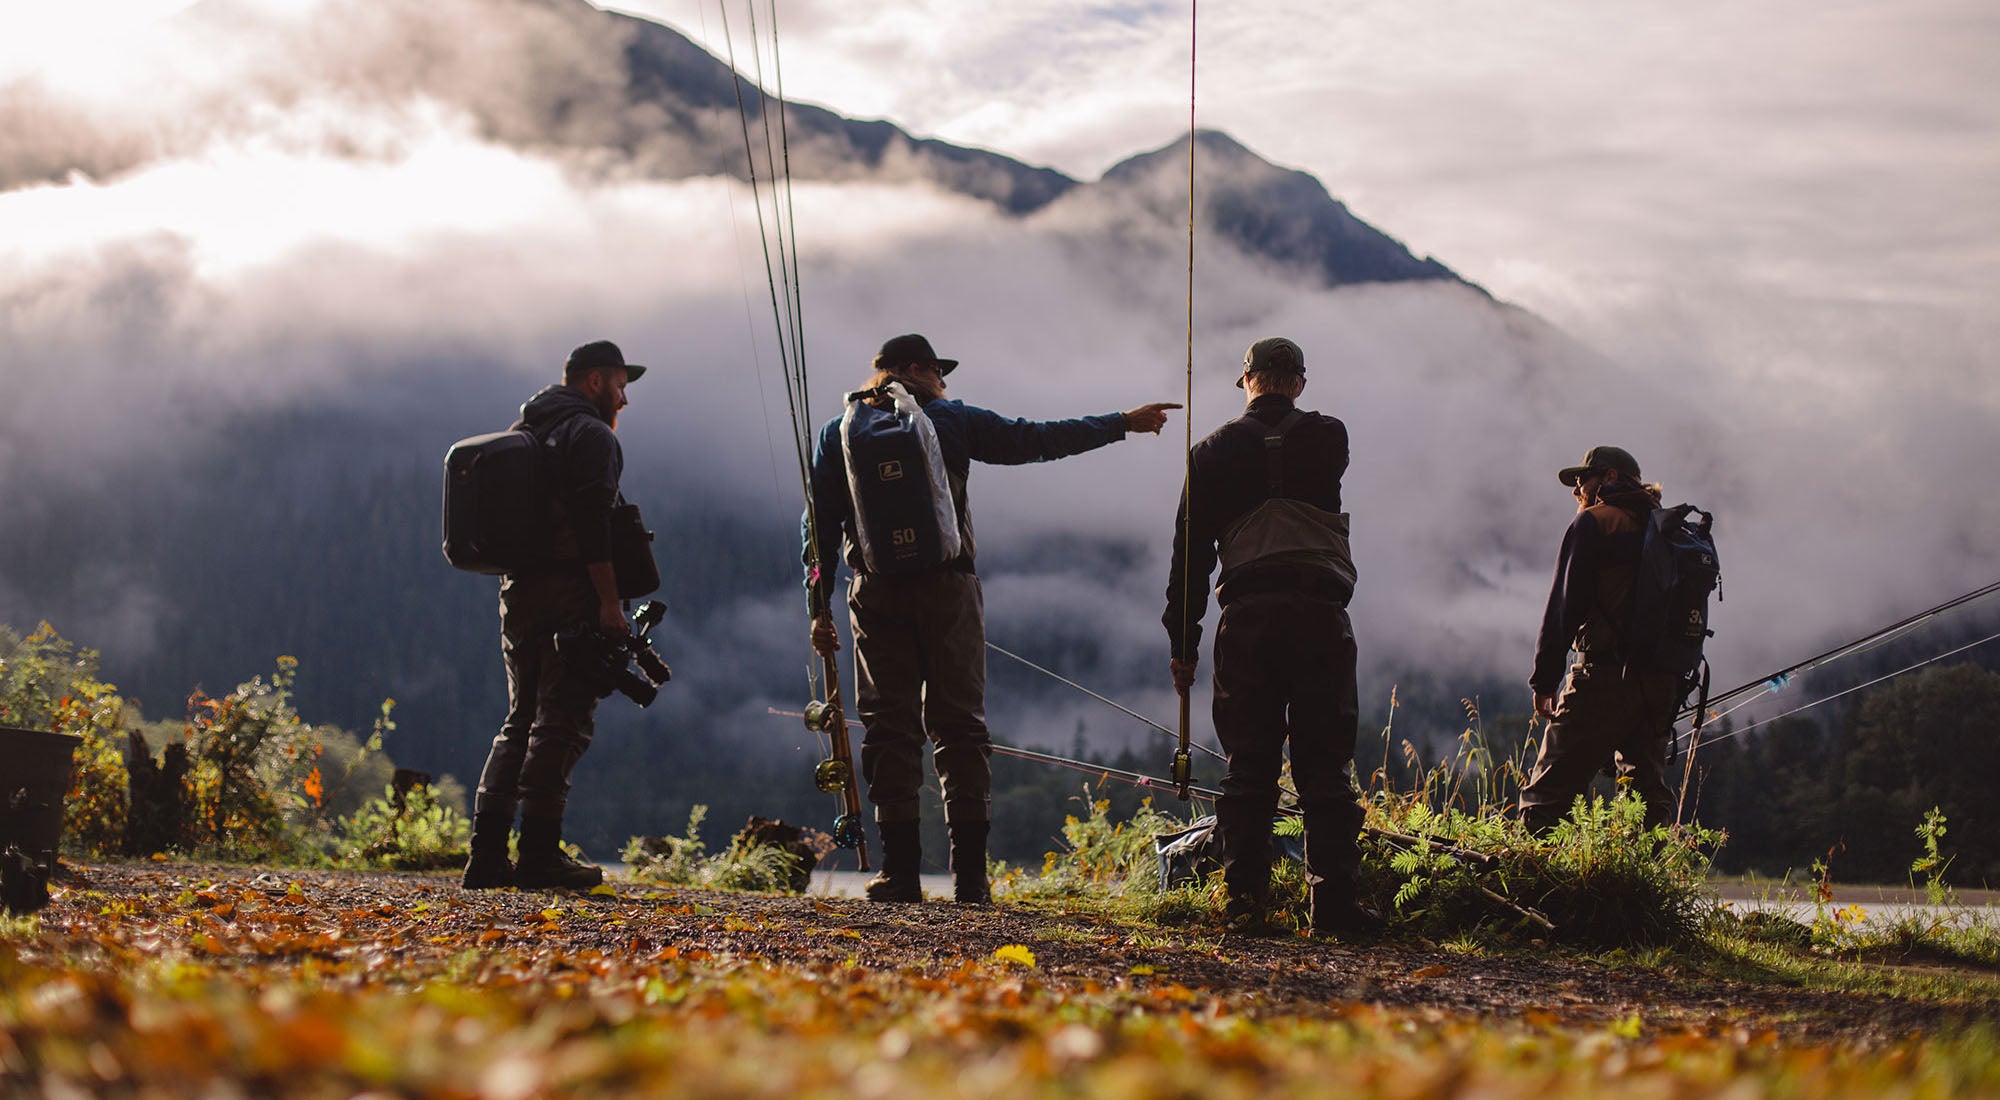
303;767;324;807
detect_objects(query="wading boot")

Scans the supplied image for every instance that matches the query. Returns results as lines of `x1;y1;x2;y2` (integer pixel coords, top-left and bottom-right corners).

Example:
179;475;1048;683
514;814;604;891
948;820;991;904
1223;895;1282;938
460;811;515;890
1311;895;1386;942
863;820;923;902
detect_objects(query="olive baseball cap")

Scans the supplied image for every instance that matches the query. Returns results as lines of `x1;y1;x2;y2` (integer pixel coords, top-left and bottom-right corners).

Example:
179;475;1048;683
1558;445;1641;486
875;333;958;377
565;340;646;382
1235;336;1305;388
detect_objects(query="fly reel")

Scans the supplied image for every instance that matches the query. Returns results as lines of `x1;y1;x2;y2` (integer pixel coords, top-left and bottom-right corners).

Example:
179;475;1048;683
813;756;852;793
802;700;837;733
1170;747;1193;800
831;813;865;851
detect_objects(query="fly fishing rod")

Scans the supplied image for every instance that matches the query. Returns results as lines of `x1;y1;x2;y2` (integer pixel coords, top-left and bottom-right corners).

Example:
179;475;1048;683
719;0;867;868
1172;0;1199;801
1677;575;2000;737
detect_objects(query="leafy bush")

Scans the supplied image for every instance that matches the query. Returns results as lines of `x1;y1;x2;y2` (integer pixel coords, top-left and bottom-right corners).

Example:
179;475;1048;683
1362;794;1721;948
337;781;471;871
1014;698;1723;949
0;623;130;856
623;807;823;893
1002;787;1196;902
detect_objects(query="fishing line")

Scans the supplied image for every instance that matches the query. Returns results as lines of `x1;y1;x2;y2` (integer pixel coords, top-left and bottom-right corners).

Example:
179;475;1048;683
721;0;866;865
986;640;1227;762
768;706;1225;803
1696;627;2000;748
689;3;787;505
1684;576;2000;724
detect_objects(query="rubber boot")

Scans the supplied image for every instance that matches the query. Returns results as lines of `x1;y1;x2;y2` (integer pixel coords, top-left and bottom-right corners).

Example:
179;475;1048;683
949;820;991;904
514;814;604;891
864;820;923;902
461;811;515;890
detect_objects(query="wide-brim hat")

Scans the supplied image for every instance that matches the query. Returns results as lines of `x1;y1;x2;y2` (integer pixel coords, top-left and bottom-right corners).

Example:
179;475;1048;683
876;333;958;377
566;340;646;382
1558;445;1641;486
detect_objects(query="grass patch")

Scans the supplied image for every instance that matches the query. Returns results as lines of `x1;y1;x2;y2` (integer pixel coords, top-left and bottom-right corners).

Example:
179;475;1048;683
621;805;821;893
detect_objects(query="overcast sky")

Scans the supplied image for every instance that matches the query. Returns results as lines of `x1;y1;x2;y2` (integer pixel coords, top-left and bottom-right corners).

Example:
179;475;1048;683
14;0;1996;363
588;0;2000;372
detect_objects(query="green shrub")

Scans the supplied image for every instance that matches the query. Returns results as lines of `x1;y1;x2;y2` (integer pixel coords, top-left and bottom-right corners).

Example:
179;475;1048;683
623;807;820;893
337;781;471;871
1003;787;1196;902
0;623;130;856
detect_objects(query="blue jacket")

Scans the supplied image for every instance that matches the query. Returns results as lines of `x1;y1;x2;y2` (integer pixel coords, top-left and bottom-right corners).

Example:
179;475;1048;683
804;393;1127;606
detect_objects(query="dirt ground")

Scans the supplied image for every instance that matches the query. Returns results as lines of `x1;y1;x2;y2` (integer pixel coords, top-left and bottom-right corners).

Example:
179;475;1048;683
41;860;2000;1043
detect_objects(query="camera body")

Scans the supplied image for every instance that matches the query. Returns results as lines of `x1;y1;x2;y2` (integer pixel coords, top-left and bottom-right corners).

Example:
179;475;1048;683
554;600;673;707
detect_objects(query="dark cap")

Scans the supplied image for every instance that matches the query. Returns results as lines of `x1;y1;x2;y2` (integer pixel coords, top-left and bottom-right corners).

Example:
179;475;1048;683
1558;445;1641;486
874;333;958;377
565;340;646;382
1235;336;1305;389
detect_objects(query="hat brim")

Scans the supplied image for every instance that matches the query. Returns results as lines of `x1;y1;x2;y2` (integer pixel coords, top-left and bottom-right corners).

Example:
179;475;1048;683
622;363;647;381
934;358;957;377
1557;465;1592;487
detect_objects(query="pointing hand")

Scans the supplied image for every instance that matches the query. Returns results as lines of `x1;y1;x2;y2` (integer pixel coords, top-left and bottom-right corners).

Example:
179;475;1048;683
1124;402;1183;435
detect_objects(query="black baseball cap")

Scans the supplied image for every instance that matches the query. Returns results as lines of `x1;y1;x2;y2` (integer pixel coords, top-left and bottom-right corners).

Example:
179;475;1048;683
565;340;646;382
1235;336;1305;388
875;333;958;377
1558;445;1641;486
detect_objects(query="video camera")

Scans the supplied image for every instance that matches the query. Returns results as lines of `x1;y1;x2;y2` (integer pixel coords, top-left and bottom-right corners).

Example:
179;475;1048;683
555;599;673;707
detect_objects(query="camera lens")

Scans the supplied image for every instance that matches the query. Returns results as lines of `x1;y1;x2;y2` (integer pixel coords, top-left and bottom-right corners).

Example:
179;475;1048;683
634;646;672;685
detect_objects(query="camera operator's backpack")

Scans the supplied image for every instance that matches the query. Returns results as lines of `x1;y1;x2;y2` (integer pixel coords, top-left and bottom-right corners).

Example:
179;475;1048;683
840;382;961;575
443;427;550;575
1624;503;1721;713
442;414;659;596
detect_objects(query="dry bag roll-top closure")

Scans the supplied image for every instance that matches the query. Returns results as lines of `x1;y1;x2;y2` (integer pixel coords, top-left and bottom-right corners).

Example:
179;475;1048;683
841;382;961;575
1216;410;1357;599
442;418;658;598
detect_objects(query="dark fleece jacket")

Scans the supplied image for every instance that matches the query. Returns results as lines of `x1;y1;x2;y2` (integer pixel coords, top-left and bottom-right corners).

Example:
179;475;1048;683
514;384;623;566
1530;480;1662;694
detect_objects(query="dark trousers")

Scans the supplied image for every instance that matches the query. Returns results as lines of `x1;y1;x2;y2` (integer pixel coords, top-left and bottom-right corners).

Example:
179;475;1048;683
1519;657;1677;833
1211;593;1365;909
849;570;991;825
476;571;601;822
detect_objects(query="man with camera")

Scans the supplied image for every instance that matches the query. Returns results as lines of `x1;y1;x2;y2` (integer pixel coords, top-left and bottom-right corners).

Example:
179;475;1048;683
464;340;647;891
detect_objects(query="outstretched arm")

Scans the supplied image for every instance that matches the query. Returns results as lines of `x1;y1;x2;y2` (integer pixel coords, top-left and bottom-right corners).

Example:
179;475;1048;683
960;401;1176;465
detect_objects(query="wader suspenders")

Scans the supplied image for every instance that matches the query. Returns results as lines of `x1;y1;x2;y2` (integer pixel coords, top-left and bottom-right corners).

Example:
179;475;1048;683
1259;410;1306;498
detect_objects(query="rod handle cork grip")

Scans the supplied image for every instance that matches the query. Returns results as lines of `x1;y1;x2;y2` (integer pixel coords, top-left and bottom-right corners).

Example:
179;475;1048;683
823;656;871;872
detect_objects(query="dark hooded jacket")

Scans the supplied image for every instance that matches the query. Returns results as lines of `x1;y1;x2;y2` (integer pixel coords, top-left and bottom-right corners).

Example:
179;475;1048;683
514;384;624;567
1530;479;1663;694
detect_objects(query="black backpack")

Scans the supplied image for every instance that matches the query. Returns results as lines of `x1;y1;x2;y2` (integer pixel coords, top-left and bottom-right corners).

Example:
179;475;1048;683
1624;504;1721;718
442;422;659;596
442;427;550;575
